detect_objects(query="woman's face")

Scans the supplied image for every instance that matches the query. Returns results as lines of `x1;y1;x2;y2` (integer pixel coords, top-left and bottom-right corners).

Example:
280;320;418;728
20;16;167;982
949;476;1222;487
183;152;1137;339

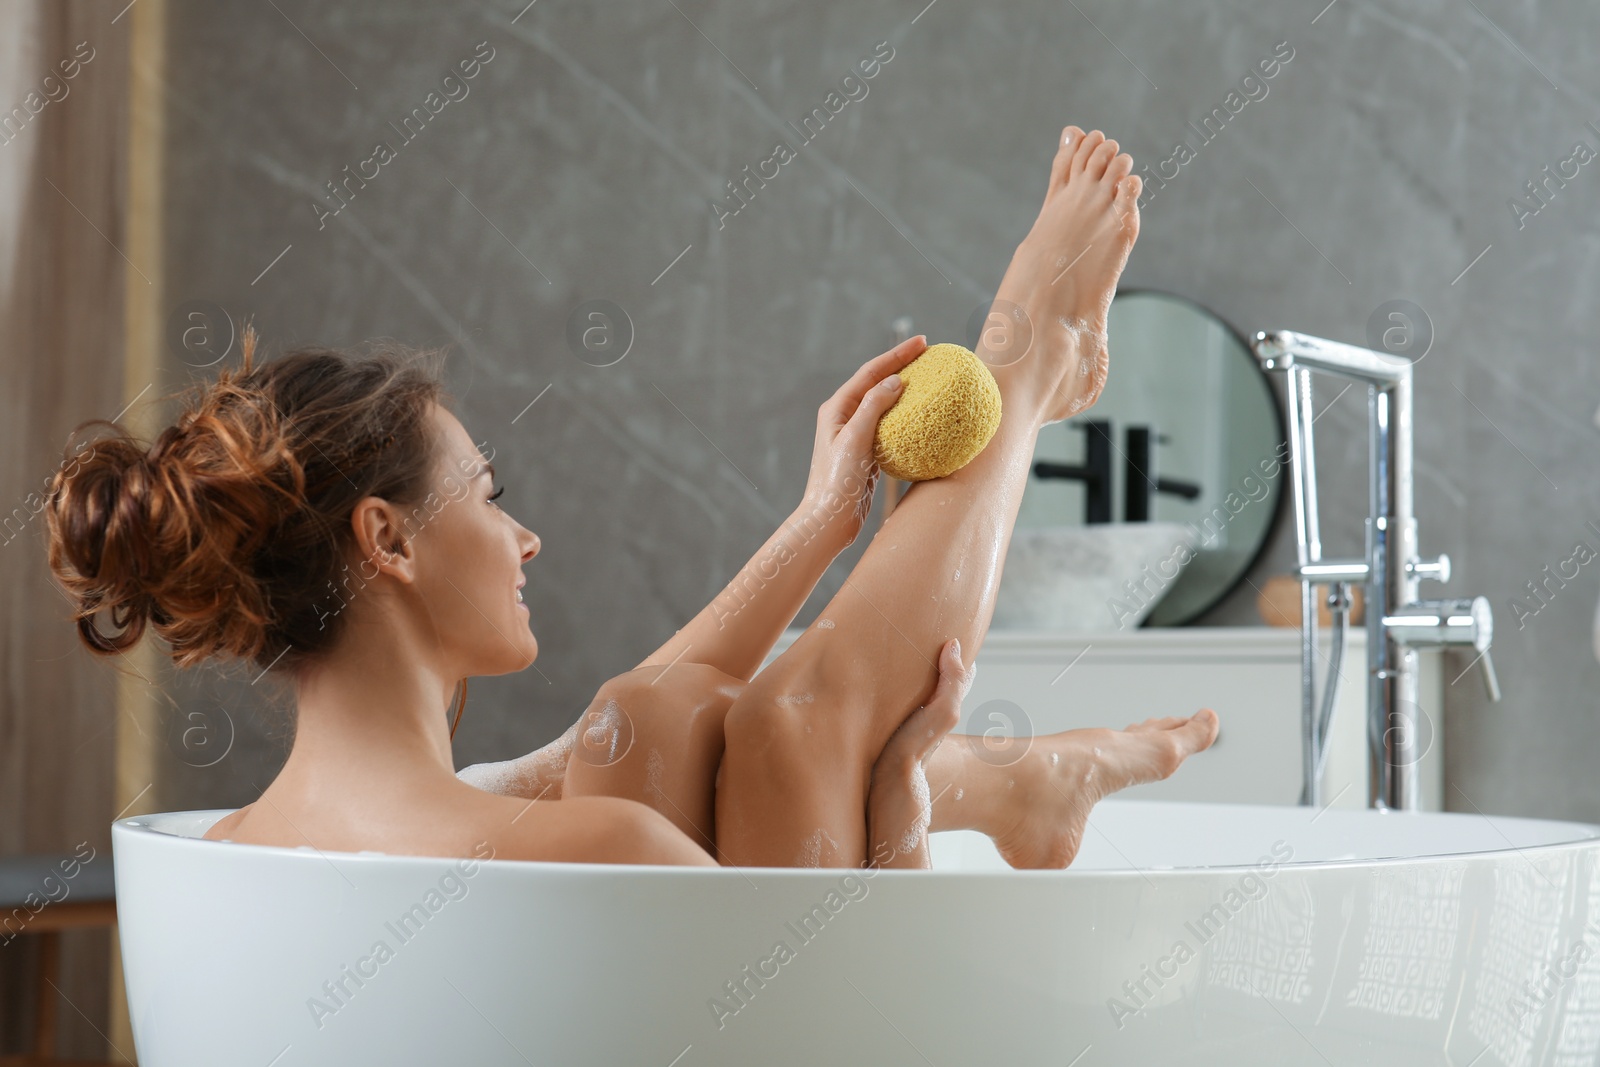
405;404;541;676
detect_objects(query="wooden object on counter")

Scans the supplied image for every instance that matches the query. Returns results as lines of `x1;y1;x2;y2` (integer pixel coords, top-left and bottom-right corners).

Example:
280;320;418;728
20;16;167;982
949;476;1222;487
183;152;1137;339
1257;574;1365;628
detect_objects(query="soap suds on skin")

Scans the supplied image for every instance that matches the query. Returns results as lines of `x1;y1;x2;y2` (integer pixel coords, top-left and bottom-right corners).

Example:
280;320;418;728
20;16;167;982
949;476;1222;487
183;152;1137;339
796;828;840;868
545;730;575;782
583;699;626;764
816;618;836;630
798;831;822;868
456;760;530;796
899;764;932;853
458;722;577;797
953;787;964;801
774;692;816;707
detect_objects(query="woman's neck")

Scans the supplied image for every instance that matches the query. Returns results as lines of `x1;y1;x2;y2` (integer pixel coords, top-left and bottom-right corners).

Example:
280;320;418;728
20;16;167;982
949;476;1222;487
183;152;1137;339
279;638;461;791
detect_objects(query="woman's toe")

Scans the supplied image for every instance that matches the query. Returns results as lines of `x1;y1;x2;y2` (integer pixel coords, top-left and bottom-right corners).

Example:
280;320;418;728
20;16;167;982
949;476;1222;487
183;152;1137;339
1115;173;1142;209
1106;152;1134;185
1050;126;1084;188
1113;176;1143;235
1085;138;1119;180
1070;130;1105;176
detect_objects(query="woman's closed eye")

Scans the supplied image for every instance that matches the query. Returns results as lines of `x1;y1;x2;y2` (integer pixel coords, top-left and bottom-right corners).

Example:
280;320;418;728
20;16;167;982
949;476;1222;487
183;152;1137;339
488;485;505;506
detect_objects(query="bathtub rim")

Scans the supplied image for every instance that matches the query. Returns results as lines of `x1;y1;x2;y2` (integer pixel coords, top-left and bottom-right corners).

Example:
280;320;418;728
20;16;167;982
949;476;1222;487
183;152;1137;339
110;799;1600;880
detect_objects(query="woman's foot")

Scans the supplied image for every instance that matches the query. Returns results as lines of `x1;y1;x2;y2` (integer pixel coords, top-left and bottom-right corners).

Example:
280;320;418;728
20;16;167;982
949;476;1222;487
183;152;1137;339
989;709;1218;869
980;125;1142;425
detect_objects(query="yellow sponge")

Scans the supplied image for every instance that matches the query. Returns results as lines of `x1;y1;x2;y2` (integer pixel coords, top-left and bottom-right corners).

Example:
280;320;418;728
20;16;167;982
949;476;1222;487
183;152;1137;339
874;343;1003;481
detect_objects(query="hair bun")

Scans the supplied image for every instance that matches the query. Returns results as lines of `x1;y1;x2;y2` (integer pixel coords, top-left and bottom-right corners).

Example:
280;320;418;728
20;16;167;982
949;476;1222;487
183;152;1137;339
46;428;160;654
47;406;296;665
46;325;448;674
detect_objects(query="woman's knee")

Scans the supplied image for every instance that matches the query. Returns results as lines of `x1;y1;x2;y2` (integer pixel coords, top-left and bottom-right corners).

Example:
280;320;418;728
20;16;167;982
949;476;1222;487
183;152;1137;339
577;662;746;767
722;663;855;769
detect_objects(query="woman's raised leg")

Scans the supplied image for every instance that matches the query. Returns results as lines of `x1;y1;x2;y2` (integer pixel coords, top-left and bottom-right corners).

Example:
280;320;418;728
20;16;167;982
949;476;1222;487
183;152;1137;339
715;126;1210;867
560;662;746;854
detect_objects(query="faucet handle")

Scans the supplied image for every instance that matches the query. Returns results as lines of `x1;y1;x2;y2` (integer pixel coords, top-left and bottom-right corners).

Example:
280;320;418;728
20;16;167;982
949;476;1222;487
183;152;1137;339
1406;554;1452;583
1478;647;1503;702
1386;595;1492;651
1391;596;1503;701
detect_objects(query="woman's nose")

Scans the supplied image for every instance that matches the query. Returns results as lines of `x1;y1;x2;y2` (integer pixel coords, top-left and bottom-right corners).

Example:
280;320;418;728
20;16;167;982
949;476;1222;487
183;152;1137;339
521;530;540;562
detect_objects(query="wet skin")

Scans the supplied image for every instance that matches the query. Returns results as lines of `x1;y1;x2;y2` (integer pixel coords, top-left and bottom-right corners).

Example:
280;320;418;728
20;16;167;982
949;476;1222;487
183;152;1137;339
208;126;1218;870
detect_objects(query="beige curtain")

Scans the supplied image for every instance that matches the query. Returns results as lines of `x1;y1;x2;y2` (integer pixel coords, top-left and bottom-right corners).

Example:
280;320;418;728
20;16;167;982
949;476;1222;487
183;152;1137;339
0;0;135;1059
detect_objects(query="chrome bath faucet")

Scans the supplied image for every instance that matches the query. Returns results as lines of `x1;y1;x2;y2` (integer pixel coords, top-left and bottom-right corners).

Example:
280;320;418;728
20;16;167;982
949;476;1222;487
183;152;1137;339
1251;330;1500;811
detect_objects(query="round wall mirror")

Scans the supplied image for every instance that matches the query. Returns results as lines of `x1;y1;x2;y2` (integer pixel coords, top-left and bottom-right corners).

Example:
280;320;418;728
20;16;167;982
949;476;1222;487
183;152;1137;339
1004;290;1286;629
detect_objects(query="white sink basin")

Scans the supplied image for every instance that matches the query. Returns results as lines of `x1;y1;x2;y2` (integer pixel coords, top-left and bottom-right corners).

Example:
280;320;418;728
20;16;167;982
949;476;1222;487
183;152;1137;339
993;522;1198;631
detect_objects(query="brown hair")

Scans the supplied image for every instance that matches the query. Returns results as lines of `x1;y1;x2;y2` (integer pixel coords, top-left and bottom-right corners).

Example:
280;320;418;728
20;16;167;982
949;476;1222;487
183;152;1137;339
45;325;451;682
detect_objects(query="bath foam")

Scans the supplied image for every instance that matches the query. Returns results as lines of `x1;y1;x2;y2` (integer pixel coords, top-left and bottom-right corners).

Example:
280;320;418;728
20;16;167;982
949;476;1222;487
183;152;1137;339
874;343;1002;481
900;764;932;854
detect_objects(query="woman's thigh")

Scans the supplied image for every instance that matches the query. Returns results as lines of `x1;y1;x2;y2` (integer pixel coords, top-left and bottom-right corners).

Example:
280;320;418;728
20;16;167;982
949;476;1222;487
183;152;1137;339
560;662;746;855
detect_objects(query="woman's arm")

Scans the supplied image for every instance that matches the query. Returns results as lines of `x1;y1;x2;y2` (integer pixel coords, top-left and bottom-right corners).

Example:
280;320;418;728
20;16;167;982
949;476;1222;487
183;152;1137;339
633;501;850;682
866;638;969;869
636;335;929;681
457;720;577;800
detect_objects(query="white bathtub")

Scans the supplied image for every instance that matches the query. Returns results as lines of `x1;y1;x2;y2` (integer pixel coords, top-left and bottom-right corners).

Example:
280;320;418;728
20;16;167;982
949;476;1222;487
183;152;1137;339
113;800;1600;1066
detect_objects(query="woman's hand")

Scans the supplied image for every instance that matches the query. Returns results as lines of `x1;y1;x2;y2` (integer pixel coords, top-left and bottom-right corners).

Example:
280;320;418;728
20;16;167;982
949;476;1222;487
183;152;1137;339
799;335;929;550
633;338;927;682
867;638;973;869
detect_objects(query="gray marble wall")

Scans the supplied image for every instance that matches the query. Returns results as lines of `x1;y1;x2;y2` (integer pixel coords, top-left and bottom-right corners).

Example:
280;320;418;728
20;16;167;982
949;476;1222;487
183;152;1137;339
155;0;1600;823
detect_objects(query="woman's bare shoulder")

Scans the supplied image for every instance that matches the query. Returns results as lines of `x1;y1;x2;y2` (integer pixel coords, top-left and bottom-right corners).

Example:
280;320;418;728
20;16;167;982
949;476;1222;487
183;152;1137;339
480;793;718;867
202;805;252;841
192;787;714;867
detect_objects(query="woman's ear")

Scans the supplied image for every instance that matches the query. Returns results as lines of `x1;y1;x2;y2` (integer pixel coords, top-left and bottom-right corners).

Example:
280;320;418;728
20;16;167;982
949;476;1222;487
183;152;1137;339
350;496;417;583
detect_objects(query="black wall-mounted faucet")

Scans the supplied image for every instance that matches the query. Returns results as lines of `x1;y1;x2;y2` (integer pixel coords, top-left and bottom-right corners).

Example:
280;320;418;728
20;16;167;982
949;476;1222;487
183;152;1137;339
1124;425;1201;521
1031;420;1113;524
1031;421;1202;524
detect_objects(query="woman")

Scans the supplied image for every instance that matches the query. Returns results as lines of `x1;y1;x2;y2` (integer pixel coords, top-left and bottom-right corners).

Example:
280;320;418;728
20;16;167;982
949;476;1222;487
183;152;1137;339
46;125;1217;870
